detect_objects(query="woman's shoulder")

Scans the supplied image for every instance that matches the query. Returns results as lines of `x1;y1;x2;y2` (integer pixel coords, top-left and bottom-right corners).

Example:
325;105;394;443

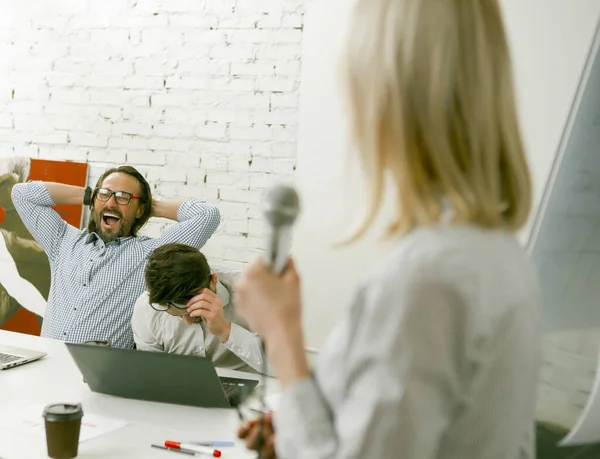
366;224;536;304
353;225;539;349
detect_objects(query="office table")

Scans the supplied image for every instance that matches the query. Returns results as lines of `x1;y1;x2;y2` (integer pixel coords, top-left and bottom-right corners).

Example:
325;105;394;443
0;330;271;459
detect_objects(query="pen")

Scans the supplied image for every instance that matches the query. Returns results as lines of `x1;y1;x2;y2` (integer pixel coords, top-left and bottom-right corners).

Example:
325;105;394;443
165;441;222;458
188;441;236;447
234;405;246;422
151;444;195;456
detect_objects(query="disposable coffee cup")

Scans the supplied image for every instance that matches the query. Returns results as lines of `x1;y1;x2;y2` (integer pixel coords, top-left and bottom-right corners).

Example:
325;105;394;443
42;403;83;459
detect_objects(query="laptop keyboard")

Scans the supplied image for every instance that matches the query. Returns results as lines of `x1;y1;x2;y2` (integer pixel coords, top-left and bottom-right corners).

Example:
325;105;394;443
0;352;24;364
220;378;254;402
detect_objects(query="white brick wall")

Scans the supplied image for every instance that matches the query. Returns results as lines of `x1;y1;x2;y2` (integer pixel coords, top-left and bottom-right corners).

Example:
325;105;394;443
0;0;306;270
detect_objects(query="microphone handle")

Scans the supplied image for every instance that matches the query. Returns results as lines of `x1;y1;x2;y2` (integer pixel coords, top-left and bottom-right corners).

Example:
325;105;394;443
258;219;295;451
266;224;292;275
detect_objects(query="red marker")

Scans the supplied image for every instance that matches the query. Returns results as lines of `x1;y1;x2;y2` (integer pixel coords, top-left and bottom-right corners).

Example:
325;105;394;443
164;441;222;457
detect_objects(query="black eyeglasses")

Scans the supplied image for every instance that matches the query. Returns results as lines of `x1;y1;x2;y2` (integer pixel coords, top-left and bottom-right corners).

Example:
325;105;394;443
150;301;188;314
95;188;142;206
229;343;270;453
150;275;215;314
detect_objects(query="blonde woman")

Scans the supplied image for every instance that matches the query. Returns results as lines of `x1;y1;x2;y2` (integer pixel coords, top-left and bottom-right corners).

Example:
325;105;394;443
235;0;541;458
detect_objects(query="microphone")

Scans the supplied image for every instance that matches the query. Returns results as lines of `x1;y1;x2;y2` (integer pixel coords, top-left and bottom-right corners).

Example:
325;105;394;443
262;184;300;275
251;184;299;454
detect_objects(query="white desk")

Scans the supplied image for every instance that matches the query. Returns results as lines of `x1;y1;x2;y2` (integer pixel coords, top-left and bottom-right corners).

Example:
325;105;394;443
0;330;273;459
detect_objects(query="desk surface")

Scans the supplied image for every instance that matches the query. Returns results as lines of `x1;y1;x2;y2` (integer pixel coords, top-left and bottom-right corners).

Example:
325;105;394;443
0;330;269;459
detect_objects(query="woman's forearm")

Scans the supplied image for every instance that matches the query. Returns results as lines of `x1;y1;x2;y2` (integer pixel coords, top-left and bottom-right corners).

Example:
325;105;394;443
266;324;311;386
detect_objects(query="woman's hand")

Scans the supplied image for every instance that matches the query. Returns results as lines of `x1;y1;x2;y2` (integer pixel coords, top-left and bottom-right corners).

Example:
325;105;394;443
235;257;302;339
235;257;311;385
237;413;277;459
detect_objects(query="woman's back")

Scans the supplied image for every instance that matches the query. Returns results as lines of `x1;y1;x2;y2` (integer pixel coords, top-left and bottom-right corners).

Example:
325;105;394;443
311;224;540;459
418;226;540;458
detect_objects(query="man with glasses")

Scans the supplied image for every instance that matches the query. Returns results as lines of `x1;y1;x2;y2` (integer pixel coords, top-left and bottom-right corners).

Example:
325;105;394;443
11;165;220;348
131;243;270;374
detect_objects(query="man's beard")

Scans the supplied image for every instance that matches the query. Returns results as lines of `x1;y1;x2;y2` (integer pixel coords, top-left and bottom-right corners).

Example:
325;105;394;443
88;208;132;244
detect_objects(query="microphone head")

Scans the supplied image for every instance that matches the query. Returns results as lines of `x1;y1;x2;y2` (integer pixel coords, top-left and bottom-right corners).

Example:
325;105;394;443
263;184;300;227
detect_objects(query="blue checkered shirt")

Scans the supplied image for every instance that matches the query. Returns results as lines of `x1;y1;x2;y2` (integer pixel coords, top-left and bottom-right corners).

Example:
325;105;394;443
11;181;220;348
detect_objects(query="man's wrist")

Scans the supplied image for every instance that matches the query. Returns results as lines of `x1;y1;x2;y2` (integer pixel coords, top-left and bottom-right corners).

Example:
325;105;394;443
150;198;161;218
150;198;184;221
43;182;88;206
218;321;232;343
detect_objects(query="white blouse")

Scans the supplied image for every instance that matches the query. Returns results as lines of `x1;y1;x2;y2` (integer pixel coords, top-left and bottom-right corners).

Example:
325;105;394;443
275;224;541;459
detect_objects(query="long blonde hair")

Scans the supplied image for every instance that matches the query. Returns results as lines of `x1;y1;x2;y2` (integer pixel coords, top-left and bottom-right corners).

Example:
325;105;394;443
342;0;531;240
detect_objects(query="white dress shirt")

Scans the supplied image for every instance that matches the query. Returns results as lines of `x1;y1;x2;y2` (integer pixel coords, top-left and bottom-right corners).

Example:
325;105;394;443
275;224;541;459
131;270;271;374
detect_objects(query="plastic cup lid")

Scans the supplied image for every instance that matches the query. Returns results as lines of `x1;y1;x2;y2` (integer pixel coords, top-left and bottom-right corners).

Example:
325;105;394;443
43;403;83;422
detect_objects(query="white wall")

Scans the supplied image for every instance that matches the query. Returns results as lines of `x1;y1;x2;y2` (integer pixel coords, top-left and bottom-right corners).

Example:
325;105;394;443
293;0;600;351
0;0;306;271
292;0;395;350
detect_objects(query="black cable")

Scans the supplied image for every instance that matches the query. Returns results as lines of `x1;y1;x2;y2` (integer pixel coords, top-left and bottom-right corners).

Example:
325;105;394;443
231;395;246;423
228;341;269;458
255;340;268;457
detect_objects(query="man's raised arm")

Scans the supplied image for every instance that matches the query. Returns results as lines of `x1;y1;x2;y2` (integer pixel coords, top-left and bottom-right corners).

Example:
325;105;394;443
11;181;82;261
152;197;221;250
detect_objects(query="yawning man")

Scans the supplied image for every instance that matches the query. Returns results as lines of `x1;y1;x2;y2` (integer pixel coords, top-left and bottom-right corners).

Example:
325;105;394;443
11;165;221;348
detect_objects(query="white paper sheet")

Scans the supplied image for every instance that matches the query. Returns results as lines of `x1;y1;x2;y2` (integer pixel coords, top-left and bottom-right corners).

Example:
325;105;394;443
0;405;128;443
559;345;600;445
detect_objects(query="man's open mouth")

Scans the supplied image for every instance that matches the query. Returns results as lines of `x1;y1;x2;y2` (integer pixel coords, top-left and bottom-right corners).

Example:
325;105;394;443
102;213;121;226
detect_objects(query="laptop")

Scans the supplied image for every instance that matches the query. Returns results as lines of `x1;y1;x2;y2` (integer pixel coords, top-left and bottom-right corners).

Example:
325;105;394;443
65;343;259;408
0;344;46;370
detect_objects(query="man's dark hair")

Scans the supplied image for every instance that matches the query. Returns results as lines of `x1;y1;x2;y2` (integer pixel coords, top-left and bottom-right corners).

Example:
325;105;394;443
88;165;152;237
145;243;213;306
